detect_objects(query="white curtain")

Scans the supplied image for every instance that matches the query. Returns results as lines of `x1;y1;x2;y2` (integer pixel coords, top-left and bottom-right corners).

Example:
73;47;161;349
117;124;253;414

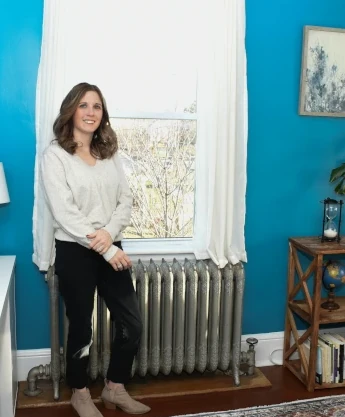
32;1;65;271
194;0;248;268
32;0;117;270
32;0;247;271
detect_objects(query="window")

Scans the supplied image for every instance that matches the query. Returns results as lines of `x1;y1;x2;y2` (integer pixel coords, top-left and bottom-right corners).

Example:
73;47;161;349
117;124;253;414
107;0;198;242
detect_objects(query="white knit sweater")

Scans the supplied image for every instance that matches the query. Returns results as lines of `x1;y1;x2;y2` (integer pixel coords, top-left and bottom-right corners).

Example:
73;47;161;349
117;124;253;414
41;143;133;261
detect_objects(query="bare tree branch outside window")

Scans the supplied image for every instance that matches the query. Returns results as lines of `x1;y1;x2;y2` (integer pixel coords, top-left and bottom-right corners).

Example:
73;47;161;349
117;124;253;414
111;114;196;239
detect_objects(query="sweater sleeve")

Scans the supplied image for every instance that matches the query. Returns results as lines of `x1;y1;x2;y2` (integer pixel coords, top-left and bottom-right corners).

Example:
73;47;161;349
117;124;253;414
102;153;133;242
41;149;96;248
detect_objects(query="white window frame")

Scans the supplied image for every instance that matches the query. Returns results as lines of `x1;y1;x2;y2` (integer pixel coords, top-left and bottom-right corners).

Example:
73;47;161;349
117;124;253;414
111;110;198;260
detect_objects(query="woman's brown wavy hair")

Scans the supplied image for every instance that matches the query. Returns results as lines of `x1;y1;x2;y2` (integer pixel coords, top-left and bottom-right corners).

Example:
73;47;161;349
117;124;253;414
53;82;118;159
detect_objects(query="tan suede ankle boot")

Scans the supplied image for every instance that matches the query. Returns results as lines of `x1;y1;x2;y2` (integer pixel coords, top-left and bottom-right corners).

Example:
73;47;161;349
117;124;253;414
71;389;103;417
101;382;151;414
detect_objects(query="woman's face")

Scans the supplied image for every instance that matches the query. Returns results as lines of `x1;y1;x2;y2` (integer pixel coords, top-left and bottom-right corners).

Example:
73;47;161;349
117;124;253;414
73;90;103;137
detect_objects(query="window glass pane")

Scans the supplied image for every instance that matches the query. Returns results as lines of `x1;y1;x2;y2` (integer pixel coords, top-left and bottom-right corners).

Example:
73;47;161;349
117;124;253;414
111;118;196;238
103;0;197;113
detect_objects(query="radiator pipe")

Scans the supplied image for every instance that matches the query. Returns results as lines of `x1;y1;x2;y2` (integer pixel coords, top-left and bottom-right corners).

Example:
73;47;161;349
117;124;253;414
240;337;258;376
23;364;51;397
232;263;246;386
47;266;61;400
24;266;61;399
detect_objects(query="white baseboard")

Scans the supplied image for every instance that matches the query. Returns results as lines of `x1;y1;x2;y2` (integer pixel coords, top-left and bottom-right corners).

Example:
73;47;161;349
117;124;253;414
17;331;287;382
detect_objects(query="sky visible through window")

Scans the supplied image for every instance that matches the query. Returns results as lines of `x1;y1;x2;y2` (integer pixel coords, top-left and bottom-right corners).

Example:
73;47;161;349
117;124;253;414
102;0;198;114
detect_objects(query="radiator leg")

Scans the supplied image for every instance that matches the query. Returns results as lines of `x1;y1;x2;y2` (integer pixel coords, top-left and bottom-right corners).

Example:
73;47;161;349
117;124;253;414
88;291;99;380
232;263;245;386
63;303;68;379
48;267;61;400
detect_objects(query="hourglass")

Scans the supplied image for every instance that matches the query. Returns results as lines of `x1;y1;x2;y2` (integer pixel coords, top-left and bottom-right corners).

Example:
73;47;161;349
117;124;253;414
321;198;343;242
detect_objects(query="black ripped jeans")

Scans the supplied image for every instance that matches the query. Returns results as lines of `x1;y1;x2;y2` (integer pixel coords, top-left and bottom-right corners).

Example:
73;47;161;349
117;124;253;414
55;240;142;389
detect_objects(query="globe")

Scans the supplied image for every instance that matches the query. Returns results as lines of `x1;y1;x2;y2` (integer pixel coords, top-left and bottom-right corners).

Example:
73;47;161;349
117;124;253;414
322;261;345;291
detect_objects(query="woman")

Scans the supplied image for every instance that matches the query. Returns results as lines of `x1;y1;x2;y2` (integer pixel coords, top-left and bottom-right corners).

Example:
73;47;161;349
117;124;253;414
41;82;150;417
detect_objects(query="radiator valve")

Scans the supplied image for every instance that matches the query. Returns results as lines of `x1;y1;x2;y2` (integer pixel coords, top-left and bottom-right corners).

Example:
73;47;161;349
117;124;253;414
240;337;258;376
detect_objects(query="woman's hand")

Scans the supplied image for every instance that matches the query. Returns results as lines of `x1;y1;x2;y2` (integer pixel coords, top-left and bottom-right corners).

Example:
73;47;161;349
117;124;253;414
87;229;113;255
108;249;132;271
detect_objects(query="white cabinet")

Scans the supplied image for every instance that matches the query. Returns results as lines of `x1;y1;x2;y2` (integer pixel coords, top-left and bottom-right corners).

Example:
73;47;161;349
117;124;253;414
0;256;17;417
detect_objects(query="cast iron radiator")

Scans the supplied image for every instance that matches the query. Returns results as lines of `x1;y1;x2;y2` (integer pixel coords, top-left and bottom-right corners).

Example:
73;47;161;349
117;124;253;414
45;258;245;400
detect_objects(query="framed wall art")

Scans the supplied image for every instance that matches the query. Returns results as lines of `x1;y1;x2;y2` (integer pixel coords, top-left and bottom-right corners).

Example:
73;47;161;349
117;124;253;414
299;25;345;117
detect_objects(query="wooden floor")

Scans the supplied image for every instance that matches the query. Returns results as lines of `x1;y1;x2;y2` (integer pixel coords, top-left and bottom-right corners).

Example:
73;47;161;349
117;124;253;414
15;366;345;417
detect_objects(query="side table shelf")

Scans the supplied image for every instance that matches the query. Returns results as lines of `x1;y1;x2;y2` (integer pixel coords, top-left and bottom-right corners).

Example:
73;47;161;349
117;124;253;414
289;297;345;325
283;237;345;392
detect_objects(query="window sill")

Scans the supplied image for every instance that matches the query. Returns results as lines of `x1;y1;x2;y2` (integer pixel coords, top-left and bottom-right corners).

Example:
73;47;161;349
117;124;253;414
122;238;195;262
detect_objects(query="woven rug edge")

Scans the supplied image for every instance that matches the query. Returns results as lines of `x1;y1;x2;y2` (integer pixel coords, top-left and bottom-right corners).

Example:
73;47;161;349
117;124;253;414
170;394;345;417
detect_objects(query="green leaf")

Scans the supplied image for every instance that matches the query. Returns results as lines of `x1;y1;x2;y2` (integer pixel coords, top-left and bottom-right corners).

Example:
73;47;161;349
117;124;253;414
334;178;345;195
330;163;345;183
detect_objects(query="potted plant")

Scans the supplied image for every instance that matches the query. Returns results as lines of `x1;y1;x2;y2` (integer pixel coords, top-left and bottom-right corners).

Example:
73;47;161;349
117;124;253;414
330;163;345;194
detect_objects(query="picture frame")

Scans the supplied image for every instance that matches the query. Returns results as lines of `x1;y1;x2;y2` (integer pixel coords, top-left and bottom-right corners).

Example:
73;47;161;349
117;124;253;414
299;25;345;117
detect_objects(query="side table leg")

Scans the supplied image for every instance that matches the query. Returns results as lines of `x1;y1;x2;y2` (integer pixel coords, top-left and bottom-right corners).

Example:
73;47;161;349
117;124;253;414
283;242;295;366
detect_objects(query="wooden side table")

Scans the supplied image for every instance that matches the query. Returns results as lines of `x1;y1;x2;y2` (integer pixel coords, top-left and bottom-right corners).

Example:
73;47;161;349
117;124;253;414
283;237;345;391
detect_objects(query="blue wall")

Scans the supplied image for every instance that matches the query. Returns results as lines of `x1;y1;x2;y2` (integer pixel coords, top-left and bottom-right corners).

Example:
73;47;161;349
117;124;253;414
0;0;46;349
244;0;345;334
1;0;345;350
